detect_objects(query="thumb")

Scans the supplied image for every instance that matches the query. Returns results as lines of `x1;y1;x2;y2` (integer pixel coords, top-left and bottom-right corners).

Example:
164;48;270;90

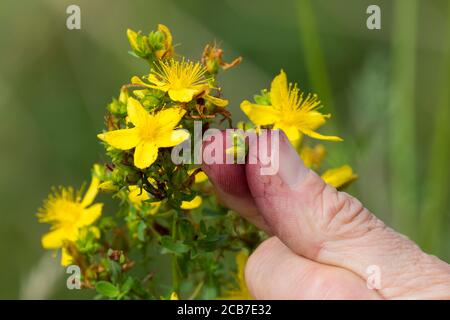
245;130;450;299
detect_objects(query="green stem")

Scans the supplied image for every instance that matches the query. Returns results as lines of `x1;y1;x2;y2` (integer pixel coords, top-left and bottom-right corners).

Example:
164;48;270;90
388;0;419;239
420;3;450;256
171;211;180;293
188;281;205;300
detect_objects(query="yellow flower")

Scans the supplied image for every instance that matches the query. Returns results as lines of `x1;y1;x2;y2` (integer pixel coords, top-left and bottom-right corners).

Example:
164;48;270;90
155;24;173;59
97;97;189;169
180;195;202;210
321;165;358;189
37;176;103;266
128;185;161;214
132;59;228;106
219;251;252;300
170;292;179;300
240;70;342;142
127;28;148;56
300;144;326;169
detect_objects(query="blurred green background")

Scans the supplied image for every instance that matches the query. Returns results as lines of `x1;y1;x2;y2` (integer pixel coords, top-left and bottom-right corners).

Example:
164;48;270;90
0;0;449;299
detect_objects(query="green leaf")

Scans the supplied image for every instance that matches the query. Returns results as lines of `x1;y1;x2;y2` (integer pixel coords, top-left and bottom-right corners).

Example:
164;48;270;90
107;259;122;283
198;234;228;251
120;276;135;295
95;281;120;298
160;236;190;254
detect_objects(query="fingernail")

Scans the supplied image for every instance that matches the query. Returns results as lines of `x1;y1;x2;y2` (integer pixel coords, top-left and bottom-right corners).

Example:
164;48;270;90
278;131;309;188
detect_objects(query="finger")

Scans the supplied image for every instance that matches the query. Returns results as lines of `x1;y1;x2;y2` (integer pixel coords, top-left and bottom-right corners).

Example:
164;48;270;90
245;130;450;299
245;237;381;300
202;131;269;231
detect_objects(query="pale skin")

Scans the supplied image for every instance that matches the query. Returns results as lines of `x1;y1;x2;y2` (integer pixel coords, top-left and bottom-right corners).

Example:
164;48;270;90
202;131;450;299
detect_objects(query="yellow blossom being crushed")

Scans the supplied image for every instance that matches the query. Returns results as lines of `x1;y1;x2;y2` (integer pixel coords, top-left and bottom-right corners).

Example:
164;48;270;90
98;97;189;169
241;70;342;143
37;176;103;266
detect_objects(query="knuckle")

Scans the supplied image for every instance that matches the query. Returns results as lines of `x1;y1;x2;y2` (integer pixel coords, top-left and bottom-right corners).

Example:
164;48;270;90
317;186;378;238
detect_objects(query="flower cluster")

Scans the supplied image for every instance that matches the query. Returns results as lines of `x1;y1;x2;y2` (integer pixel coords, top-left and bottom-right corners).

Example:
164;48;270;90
37;24;356;300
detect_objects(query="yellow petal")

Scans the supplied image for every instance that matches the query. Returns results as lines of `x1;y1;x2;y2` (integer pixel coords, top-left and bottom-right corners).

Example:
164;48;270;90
98;128;140;150
295;110;328;131
270;70;289;108
148;74;170;90
299;128;343;142
61;247;73;266
158;129;190;148
127;97;150;127
81;176;100;208
321;165;357;188
204;94;229;107
131;76;153;89
98;181;118;192
180;195;202;210
41;229;66;249
128;185;150;206
273;123;301;141
158;24;172;46
78;203;103;227
155;107;186;130
168;88;198;102
188;169;209;183
127;29;139;51
134;141;159;169
170;292;179;300
240;100;280;126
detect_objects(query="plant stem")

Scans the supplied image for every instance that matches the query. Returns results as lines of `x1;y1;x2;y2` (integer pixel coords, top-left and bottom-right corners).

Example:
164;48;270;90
171;211;180;293
388;0;419;239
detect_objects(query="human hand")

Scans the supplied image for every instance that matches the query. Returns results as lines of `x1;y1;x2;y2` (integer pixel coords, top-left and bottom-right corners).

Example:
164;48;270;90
202;131;450;299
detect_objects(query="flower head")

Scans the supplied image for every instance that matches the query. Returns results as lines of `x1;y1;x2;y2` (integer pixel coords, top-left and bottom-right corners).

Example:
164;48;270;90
37;176;103;265
127;24;174;60
98;97;189;169
132;59;228;106
241;70;342;142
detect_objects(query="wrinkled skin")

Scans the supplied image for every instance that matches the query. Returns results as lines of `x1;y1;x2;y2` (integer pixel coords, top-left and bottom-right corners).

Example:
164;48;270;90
202;131;450;299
